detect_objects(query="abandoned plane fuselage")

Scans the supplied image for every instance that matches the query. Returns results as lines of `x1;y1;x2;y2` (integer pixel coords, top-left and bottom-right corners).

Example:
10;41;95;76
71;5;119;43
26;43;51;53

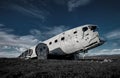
19;24;105;59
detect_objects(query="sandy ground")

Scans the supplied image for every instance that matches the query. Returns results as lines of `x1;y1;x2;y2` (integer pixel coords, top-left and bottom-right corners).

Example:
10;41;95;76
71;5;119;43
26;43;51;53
0;57;120;78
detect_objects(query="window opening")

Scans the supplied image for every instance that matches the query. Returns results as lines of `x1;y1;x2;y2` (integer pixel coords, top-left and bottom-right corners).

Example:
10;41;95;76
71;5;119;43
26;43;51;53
55;39;58;43
61;37;65;40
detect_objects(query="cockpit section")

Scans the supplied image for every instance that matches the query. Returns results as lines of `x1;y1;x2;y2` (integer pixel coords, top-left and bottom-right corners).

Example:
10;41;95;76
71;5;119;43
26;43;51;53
88;26;97;32
82;27;88;32
82;25;98;32
81;25;102;49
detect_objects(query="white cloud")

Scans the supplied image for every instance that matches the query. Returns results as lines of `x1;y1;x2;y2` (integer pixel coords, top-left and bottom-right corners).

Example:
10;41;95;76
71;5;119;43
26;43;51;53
11;4;46;21
0;25;39;57
30;29;41;36
0;31;39;48
0;24;69;57
88;49;120;56
0;24;5;27
68;0;91;11
105;29;120;47
30;29;42;38
8;0;51;21
0;0;50;21
30;25;69;40
106;30;120;39
45;25;69;35
112;42;118;47
0;51;20;58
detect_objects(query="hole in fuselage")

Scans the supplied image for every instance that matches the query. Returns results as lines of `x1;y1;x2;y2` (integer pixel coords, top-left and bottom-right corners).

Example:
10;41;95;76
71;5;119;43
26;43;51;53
82;27;88;32
89;26;97;32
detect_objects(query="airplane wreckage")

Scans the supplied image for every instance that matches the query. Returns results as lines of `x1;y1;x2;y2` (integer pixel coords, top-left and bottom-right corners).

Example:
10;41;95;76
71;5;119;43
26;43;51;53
19;24;105;60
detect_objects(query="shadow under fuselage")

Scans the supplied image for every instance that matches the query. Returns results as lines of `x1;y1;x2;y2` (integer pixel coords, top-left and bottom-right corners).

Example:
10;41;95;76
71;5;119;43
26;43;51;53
47;54;75;60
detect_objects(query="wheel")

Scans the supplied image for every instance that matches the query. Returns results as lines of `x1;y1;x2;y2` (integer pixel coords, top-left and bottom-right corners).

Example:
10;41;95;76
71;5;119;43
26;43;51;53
35;43;49;59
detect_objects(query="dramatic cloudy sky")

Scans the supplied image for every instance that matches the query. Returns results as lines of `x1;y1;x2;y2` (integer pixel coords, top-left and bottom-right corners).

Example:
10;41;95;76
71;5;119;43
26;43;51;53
0;0;120;57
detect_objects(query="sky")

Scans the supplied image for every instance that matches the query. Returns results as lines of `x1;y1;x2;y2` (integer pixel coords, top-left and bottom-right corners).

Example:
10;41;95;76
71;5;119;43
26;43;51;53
0;0;120;57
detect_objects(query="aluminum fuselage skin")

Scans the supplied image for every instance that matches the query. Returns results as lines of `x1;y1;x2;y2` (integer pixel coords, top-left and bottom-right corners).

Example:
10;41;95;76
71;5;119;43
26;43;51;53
28;24;104;58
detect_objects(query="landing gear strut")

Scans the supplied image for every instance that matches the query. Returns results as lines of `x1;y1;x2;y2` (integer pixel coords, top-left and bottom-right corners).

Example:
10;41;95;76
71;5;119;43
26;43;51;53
73;50;88;60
